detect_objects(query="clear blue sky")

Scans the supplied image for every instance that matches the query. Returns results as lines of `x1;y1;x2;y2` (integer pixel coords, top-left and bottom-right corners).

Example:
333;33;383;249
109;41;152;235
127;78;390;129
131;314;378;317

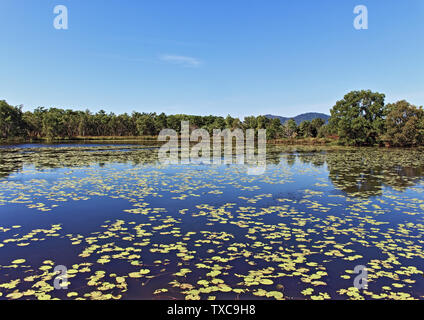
1;0;423;118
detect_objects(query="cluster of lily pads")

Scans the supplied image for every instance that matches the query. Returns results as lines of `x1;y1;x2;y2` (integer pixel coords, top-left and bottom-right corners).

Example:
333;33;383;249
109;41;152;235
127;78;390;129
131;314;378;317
0;145;423;300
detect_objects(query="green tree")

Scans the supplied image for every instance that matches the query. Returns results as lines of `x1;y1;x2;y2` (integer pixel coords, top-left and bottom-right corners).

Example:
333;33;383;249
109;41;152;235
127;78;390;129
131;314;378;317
298;121;313;138
225;115;235;129
267;118;283;139
256;115;269;130
0;100;26;139
329;90;386;146
42;108;66;139
77;110;92;136
206;117;225;133
22;107;45;138
136;113;156;136
310;118;325;137
384;100;424;147
167;115;183;131
243;116;258;129
154;113;168;134
232;117;242;129
283;119;298;138
317;124;330;138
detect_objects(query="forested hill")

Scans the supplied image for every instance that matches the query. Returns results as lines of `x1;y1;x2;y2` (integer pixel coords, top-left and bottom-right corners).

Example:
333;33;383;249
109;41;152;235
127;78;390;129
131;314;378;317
265;113;330;125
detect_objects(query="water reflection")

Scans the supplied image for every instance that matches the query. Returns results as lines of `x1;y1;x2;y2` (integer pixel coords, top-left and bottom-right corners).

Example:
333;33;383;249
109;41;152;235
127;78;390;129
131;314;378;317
1;144;424;300
1;145;424;197
325;149;424;197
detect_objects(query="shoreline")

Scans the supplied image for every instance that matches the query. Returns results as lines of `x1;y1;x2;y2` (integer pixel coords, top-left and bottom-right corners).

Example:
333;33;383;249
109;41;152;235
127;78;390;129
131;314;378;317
1;136;423;149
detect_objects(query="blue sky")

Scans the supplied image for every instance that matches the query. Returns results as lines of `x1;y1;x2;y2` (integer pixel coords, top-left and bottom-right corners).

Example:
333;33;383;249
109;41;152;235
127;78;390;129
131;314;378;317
1;0;423;118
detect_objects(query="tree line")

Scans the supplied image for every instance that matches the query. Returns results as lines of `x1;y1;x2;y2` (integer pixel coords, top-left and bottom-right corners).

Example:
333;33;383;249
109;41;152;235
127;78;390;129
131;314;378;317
0;101;322;141
1;90;423;146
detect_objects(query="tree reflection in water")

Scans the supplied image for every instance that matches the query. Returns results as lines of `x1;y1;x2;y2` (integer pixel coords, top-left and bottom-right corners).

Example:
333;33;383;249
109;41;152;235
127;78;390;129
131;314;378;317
1;145;424;198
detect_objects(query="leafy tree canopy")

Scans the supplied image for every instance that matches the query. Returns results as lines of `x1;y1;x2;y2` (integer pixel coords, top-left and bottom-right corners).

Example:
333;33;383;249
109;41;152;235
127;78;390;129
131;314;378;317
329;90;386;146
384;100;424;147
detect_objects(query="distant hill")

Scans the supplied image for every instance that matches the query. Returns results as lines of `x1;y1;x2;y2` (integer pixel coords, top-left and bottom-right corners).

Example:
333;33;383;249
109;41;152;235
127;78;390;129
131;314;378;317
265;112;330;125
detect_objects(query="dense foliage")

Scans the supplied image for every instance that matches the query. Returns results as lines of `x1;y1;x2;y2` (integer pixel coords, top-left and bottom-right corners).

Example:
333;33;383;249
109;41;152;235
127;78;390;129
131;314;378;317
1;89;423;146
0;100;26;139
329;90;386;146
383;100;424;147
0;101;288;140
328;91;424;146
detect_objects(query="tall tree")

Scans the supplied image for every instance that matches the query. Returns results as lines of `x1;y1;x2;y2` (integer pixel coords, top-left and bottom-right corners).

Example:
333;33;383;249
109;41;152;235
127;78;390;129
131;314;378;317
42;108;65;139
283;119;298;138
310;118;325;137
384;100;424;147
0;100;25;138
298;120;313;138
267;118;283;139
329;90;386;146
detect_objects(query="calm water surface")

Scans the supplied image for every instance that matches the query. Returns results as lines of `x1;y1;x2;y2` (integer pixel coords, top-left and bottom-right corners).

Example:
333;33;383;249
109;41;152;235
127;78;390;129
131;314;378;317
0;144;423;300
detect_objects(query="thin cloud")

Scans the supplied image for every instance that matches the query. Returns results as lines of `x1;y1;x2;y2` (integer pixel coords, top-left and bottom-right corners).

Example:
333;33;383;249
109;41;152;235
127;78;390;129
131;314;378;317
159;54;202;67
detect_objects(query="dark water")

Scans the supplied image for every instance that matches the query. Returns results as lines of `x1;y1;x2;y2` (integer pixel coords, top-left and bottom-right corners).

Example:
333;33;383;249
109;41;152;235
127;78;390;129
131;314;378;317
0;144;423;300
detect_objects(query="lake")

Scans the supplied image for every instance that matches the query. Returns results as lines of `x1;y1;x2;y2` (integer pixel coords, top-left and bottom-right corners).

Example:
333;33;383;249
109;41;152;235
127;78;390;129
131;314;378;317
0;144;423;300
